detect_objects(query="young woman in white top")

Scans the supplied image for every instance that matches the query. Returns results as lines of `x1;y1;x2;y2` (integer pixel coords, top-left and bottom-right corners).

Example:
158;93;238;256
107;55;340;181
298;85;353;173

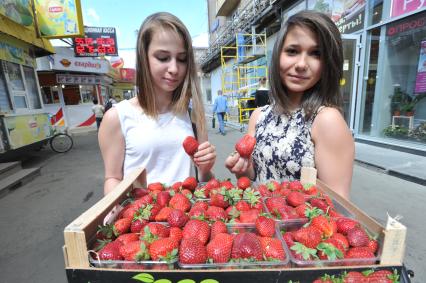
99;12;216;195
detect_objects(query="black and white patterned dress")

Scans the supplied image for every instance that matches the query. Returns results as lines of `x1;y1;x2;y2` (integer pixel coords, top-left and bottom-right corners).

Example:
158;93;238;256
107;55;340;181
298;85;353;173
252;105;319;182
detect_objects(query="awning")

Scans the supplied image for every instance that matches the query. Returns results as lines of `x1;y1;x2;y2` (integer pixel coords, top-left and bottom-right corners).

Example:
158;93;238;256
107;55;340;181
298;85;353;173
0;14;54;56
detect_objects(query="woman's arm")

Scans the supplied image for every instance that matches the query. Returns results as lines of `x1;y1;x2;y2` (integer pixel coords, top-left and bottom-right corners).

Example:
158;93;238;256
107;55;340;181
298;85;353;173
311;107;355;200
224;107;260;180
98;107;125;195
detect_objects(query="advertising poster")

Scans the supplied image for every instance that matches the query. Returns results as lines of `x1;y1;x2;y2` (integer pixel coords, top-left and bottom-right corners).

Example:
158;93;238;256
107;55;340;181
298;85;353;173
0;0;34;26
0;34;34;67
391;0;426;18
415;40;426;93
4;114;52;149
73;26;119;57
35;0;84;38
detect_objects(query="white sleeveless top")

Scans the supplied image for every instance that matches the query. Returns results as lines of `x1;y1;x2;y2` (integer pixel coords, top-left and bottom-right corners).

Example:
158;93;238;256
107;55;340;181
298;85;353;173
114;100;194;185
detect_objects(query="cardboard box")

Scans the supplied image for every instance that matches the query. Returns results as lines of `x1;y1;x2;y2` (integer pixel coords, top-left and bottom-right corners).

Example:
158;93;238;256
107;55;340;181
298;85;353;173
63;167;410;282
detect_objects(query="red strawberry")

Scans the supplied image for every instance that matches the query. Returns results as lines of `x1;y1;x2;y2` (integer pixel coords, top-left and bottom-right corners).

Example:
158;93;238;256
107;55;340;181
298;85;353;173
288;180;303;191
317;239;344;260
191;201;209;211
293;226;322;249
220;180;234;190
96;224;114;240
231;232;263;260
331;233;349;251
210;221;228;240
239;209;260;223
255;216;276;237
206;233;234;263
336;217;360;235
113;218;132;237
257;184;271;197
155;191;171;207
367;239;379;254
146;222;170;238
347;227;369;247
182;176;198;191
116;233;140;246
237;176;251;190
282;231;295;248
147;182;164;192
310;198;330;213
169;193;191;212
209;191;229;208
98;240;123;260
182;136;199;156
179;237;207;264
366;269;399;283
286;191;307;207
276;205;299;221
345;246;375;259
154;206;173;222
120;204;139;220
303;183;318;195
149;237;179;261
167;209;189;228
130;187;149;199
259;237;286;260
205;206;228;222
205;178;221;190
169;227;183;242
265;197;286;213
119;240;149;261
134;194;154;207
182;219;210;245
235;200;250;211
130;218;148;233
171;181;182;192
310;215;337;238
343;271;365;282
295;203;309;217
235;134;256;158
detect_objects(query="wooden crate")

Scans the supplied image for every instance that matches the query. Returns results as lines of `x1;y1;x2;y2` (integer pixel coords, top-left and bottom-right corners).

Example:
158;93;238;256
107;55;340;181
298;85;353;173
64;167;409;282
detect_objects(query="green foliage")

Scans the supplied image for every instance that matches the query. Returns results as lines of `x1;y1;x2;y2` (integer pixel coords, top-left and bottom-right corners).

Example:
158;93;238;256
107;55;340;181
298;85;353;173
383;125;409;138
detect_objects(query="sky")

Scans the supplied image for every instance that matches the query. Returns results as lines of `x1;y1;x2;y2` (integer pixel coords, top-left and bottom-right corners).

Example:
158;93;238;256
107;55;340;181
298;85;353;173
52;0;209;68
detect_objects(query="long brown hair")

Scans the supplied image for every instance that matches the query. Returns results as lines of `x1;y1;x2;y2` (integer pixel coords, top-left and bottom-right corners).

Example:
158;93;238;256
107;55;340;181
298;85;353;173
269;10;343;120
135;12;206;135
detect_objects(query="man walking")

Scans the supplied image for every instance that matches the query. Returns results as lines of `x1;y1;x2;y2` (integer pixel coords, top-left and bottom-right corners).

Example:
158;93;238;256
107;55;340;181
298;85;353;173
212;90;228;135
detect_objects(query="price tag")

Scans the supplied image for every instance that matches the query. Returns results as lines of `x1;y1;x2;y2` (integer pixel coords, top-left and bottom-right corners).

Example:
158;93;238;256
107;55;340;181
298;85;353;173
380;214;407;264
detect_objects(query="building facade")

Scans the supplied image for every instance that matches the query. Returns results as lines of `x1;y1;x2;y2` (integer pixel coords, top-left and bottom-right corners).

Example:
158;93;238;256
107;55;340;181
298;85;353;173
201;0;426;153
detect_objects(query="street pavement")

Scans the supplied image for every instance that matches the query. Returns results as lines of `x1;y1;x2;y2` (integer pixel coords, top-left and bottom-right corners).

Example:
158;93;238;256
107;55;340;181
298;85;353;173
0;123;424;282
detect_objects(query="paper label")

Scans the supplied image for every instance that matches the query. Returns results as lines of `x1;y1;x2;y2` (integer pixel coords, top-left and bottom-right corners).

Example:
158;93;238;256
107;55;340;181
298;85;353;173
380;214;407;264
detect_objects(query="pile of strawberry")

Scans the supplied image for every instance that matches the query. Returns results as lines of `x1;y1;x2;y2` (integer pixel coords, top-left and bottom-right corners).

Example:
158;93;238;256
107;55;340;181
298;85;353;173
259;180;345;222
312;268;400;283
281;215;379;266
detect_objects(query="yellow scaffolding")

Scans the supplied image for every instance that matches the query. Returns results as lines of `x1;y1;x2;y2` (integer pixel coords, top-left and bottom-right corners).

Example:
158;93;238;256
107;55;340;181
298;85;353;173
220;32;268;128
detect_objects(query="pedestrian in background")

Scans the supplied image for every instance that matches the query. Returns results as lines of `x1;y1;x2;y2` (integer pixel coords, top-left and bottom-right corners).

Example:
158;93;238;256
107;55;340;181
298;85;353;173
91;99;104;130
225;11;354;199
99;12;216;195
255;76;270;107
212;90;228;135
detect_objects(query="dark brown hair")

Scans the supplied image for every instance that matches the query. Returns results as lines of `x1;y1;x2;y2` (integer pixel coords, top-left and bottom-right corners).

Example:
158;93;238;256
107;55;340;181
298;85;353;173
269;10;343;119
135;12;206;135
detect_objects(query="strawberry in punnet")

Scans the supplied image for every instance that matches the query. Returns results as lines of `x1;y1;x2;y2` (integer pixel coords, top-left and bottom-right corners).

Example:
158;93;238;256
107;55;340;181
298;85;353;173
209;190;229;208
210;221;228;240
310;198;330;213
235;200;250;211
169;227;183;242
365;269;399;283
188;206;206;219
255;216;276;237
171;181;182;192
149;237;179;261
290;242;318;261
331;233;349;251
276;205;299;221
145;222;170;238
130;187;149;199
169;193;191;212
239;208;260;223
113;218;132;237
266;180;281;193
180;188;193;199
182;176;198;191
98;240;123;260
207;232;234;263
286;191;307;207
347;226;369;247
343;271;365;282
134;194;154;208
116;233;140;246
310;215;337;238
147;203;162;221
220;180;234;190
231;232;263;261
205;178;221;190
235;134;256;158
259;237;286;260
205;206;228;222
96;224;114;240
182;136;199;156
336;217;359;235
345;247;375;261
302;183;318;195
147;182;164;192
182;219;210;245
191;201;208;211
312;275;334;283
119;240;149;261
265;197;286;213
282;231;295;248
316;240;344;260
155;191;171;207
154;206;173;222
179;237;207;264
237;176;251;190
367;238;379;254
167;209;189;228
293;226;322;249
257;184;271;197
131;218;149;233
288;180;303;191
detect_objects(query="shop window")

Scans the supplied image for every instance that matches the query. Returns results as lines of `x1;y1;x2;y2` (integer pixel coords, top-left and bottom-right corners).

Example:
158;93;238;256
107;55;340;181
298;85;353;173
23;66;42;109
80;85;96;103
41;86;60;104
0;64;11;112
361;12;426;145
63;85;81;105
368;0;383;25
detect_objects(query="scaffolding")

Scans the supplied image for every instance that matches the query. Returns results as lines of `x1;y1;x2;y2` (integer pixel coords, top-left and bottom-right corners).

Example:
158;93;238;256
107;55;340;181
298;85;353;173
220;31;268;131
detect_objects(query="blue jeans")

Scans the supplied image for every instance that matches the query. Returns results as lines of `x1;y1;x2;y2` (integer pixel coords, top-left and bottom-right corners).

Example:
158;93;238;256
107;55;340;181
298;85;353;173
217;112;225;134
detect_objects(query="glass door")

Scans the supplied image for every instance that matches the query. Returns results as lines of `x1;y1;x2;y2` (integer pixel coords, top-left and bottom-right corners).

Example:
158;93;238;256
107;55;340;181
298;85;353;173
341;34;361;130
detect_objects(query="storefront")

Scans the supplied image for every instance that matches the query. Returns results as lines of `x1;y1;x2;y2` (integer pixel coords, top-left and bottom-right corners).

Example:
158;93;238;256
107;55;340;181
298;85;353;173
37;47;116;129
280;0;426;151
0;12;55;155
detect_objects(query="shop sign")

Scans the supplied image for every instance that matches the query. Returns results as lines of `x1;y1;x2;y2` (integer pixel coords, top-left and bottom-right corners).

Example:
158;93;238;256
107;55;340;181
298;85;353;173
0;0;33;26
51;55;110;73
119;68;136;82
34;0;84;38
3;113;52;150
415;40;426;93
386;11;426;37
73;26;118;57
391;0;426;18
334;5;365;34
56;74;101;85
0;34;34;67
